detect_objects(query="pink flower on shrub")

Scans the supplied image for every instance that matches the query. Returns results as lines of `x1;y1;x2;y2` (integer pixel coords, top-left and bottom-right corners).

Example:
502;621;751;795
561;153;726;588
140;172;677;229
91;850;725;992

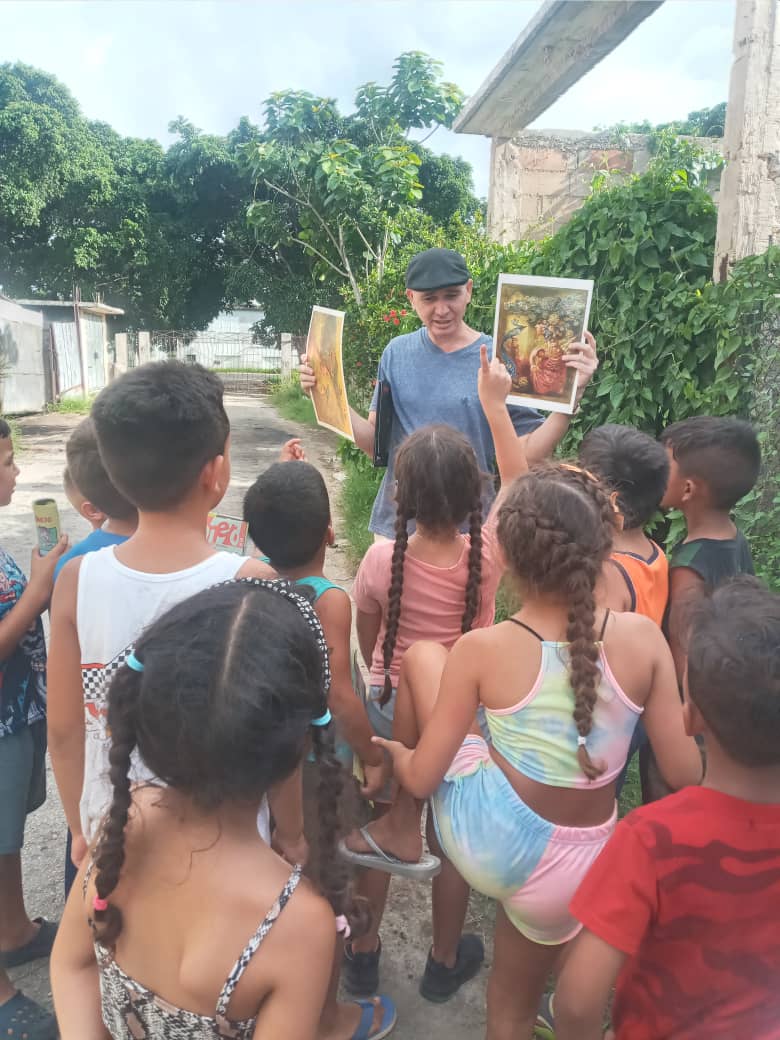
393;318;400;326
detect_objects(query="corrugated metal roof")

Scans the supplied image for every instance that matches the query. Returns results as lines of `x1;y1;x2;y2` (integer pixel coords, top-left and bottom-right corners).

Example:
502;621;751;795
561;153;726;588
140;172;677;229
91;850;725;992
15;299;125;316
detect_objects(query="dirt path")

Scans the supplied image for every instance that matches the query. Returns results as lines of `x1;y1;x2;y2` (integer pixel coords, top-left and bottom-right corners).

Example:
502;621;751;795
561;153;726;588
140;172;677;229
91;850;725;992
8;396;490;1039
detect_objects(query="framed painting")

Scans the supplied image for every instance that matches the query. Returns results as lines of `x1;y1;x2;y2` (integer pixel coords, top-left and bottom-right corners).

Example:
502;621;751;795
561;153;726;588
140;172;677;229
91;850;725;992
492;275;594;414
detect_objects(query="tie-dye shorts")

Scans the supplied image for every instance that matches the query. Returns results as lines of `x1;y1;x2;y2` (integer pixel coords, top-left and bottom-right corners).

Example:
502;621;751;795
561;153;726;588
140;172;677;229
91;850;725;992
430;735;617;945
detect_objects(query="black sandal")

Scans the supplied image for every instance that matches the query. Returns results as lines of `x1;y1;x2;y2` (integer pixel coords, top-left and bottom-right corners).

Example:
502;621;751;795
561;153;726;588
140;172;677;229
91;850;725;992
0;991;58;1039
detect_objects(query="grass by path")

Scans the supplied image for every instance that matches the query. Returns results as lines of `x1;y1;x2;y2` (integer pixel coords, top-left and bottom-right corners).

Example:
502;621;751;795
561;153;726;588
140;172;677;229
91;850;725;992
48;396;94;415
271;379;318;427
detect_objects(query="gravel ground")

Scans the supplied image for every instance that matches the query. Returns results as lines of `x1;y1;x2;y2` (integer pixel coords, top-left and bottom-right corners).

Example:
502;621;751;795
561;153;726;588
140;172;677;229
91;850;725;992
7;395;492;1038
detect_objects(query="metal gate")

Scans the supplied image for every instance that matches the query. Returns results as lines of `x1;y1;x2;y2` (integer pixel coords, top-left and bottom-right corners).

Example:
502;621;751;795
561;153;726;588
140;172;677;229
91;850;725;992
125;330;282;396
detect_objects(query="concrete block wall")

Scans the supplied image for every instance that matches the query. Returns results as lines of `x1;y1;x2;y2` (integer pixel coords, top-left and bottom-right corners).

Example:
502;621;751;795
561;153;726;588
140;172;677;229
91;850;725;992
488;129;722;243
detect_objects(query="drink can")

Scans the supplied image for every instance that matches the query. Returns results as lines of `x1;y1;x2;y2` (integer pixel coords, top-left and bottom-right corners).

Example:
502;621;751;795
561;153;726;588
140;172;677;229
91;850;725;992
33;498;60;555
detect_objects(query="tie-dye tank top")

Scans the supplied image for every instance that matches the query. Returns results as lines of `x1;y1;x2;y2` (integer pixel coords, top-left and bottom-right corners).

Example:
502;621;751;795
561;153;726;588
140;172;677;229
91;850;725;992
485;618;642;789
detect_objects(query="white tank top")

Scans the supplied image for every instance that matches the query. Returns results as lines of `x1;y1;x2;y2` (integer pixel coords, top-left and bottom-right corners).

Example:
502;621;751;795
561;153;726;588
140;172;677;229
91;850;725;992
76;547;266;842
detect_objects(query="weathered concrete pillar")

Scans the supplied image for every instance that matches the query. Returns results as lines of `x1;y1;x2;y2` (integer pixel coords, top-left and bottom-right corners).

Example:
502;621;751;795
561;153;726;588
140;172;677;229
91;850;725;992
280;333;295;380
114;333;128;378
714;0;780;280
137;331;151;365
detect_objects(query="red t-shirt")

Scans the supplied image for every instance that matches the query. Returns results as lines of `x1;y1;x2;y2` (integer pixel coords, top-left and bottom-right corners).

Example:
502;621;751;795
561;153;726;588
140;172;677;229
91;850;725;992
571;786;780;1040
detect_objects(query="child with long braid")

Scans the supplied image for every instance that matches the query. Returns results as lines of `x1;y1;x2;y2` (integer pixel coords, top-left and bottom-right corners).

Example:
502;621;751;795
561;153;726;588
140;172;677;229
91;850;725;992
352;380;703;1039
343;354;528;1002
51;579;391;1040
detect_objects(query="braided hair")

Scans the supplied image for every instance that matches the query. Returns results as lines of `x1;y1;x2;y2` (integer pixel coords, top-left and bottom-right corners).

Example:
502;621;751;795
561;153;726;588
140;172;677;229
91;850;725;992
380;425;485;706
497;463;617;781
91;578;368;946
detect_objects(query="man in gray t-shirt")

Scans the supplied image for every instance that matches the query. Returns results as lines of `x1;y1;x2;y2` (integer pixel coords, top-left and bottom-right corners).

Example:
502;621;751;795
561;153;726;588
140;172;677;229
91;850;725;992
300;248;598;538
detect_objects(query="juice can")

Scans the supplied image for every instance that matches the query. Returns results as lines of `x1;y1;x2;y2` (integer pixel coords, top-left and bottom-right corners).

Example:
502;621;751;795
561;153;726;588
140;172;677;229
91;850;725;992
33;498;60;555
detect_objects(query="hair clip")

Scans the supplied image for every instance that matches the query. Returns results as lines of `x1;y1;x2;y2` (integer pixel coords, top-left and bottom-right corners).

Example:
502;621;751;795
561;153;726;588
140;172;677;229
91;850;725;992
311;709;332;728
93;896;108;912
335;914;351;939
126;652;144;673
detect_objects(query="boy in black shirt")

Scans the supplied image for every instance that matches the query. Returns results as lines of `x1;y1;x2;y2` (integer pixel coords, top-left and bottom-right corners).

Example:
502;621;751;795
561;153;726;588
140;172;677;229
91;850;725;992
660;416;760;683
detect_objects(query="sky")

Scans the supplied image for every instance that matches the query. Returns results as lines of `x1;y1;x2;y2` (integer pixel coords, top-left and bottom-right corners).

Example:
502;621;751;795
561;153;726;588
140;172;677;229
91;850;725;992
1;1;735;196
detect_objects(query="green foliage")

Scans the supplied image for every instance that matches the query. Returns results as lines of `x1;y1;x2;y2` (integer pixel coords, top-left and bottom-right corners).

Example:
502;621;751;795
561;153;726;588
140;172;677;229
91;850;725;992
270;378;318;427
337;440;385;564
240;52;477;340
0;62;257;331
597;101;727;139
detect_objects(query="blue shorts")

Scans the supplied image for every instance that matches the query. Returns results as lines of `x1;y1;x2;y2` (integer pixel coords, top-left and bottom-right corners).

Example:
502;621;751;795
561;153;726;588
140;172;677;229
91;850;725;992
0;720;47;854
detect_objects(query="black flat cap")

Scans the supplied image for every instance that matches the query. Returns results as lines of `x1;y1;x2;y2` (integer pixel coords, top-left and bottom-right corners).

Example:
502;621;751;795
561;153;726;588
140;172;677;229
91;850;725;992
405;248;471;291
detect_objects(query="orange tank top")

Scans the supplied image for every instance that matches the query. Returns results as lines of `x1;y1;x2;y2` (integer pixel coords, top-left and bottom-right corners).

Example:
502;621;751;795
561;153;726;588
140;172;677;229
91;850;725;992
610;541;669;626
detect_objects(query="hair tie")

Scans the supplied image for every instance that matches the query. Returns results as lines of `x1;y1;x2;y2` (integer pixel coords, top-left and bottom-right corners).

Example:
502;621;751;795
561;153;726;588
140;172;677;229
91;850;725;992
335;914;351;939
126;652;144;673
383;668;391;678
577;735;588;747
93;896;108;912
311;709;331;728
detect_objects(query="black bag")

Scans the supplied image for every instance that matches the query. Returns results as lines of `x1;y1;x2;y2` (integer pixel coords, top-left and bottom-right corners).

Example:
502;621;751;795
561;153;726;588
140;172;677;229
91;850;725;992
373;380;394;468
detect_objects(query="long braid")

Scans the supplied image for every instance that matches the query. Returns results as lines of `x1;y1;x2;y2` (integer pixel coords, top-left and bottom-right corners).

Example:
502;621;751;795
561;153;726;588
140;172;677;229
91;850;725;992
461;502;483;634
566;566;604;780
91;663;139;947
380;508;410;706
311;724;370;938
498;462;615;782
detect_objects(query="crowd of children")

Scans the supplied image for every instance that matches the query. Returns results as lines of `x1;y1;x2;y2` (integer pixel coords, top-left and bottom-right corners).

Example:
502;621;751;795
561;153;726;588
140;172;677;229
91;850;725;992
0;336;777;1040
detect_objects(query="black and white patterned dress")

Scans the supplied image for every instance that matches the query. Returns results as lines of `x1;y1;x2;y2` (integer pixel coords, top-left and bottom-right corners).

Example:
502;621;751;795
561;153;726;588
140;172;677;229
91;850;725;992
93;866;302;1039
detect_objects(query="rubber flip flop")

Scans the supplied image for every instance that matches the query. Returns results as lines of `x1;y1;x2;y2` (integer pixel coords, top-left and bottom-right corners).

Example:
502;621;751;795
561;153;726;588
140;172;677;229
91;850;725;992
338;827;441;880
1;918;59;968
350;995;397;1040
0;991;58;1040
534;990;556;1039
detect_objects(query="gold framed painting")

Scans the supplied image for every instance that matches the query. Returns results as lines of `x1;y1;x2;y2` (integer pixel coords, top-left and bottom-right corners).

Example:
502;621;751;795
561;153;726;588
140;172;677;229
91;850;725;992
491;275;594;414
307;306;354;441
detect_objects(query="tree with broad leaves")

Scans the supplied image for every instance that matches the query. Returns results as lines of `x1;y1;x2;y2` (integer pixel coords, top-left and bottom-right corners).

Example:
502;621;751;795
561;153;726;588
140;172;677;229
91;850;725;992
240;51;479;340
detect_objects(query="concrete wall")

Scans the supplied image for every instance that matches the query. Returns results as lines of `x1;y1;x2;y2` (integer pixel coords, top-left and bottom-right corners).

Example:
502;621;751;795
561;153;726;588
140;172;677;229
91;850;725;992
488;129;723;243
0;298;48;413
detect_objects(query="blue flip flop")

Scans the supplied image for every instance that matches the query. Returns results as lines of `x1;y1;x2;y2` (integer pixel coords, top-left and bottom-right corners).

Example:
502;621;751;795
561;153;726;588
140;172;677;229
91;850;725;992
351;995;397;1040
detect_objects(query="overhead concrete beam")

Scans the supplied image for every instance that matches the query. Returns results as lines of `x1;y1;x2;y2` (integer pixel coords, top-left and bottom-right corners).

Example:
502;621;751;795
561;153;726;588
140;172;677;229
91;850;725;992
454;0;664;137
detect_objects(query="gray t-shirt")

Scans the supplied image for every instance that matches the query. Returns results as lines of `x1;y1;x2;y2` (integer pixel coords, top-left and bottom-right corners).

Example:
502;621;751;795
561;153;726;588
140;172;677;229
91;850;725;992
368;326;543;537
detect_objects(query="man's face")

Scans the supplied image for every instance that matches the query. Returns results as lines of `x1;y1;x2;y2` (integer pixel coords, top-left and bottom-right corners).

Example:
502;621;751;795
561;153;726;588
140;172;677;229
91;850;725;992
407;281;473;337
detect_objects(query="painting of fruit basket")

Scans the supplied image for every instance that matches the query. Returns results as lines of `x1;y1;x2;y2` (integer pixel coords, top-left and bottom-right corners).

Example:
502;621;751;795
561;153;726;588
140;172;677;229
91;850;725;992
492;274;593;414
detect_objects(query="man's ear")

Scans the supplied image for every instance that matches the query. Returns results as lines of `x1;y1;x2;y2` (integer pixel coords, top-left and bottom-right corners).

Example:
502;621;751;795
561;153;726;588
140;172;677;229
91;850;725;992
326;522;335;548
609;490;625;532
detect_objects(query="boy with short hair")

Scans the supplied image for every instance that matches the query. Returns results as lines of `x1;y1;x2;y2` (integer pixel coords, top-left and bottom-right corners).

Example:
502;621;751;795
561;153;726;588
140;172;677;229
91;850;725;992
55;418;138;580
660;416;760;681
47;362;281;876
244;456;396;1040
556;577;780;1040
244;457;389;797
579;423;670;625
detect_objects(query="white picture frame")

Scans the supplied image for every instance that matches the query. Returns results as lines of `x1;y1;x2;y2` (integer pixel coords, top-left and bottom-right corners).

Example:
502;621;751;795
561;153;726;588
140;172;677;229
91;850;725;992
491;274;594;414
